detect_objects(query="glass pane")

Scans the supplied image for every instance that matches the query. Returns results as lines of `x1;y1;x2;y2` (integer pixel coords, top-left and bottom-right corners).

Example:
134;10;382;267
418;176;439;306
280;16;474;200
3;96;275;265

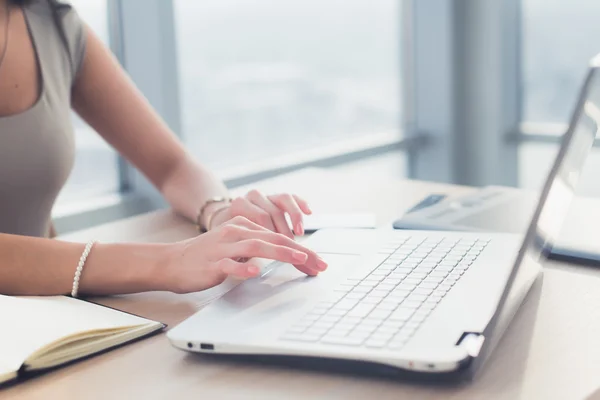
523;0;600;123
174;0;402;169
56;0;120;204
519;143;600;197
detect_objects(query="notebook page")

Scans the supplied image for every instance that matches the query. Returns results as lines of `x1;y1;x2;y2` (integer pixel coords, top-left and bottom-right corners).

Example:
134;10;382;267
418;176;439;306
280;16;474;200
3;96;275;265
0;357;18;384
0;295;157;370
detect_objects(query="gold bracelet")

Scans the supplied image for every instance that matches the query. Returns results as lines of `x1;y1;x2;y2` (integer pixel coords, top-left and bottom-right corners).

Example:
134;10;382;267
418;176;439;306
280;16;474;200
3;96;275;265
205;203;230;231
197;196;231;233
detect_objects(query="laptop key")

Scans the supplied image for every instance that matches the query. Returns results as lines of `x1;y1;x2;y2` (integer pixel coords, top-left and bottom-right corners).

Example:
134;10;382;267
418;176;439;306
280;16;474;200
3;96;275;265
429;271;448;279
439;280;455;288
320;315;342;323
354;325;377;334
412;288;433;296
410;314;428;324
376;302;399;311
423;275;444;284
377;282;397;291
369;309;393;320
428;295;444;303
402;300;423;309
351;287;372;294
420;302;437;311
447;272;462;279
301;313;321;321
347;303;375;318
362;297;383;305
376;325;400;335
360;317;384;327
386;277;404;285
345;293;367;301
402;278;423;286
414;266;435;275
333;298;358;310
306;327;329;336
312;320;335;329
379;265;396;273
417;282;438;290
394;266;414;274
390;308;414;321
408;272;428;280
314;301;335;308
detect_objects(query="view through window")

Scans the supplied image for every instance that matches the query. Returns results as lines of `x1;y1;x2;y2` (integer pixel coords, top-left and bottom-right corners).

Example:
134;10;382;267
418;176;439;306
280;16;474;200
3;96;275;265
174;0;402;169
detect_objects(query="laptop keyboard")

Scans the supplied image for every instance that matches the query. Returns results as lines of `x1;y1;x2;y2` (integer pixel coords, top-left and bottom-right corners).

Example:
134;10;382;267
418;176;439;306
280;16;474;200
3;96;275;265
281;236;490;350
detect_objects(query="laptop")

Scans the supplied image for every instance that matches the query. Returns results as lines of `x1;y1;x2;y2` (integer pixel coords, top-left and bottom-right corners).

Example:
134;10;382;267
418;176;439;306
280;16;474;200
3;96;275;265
167;56;600;380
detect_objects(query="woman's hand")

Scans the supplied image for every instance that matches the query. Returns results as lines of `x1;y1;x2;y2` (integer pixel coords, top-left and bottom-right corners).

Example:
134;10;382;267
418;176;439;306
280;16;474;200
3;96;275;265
162;216;327;294
207;190;312;238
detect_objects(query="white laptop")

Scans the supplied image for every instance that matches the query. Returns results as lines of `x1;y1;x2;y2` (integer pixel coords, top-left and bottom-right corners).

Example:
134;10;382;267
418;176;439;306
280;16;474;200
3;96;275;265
167;56;600;380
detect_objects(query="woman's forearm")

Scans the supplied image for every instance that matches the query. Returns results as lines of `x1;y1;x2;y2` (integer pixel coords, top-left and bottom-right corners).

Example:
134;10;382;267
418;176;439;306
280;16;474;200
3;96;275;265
0;233;170;296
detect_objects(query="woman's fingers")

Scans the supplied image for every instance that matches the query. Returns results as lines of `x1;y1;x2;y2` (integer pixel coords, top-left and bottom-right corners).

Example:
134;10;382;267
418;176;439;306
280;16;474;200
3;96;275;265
246;190;294;239
269;194;305;236
230;197;276;232
292;194;312;215
217;256;317;279
221;224;327;273
231;239;308;264
217;259;262;278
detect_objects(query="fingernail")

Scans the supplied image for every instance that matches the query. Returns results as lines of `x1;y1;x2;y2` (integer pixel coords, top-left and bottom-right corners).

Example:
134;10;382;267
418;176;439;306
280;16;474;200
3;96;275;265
306;205;313;214
296;222;304;236
316;257;328;271
293;251;308;263
247;266;260;275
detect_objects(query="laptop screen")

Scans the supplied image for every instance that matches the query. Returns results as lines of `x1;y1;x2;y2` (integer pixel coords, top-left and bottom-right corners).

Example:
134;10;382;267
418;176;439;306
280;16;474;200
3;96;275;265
476;62;600;370
533;70;600;249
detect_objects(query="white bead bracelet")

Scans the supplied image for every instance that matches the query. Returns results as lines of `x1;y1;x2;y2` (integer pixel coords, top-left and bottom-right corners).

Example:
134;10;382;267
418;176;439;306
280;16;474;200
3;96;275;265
71;240;96;298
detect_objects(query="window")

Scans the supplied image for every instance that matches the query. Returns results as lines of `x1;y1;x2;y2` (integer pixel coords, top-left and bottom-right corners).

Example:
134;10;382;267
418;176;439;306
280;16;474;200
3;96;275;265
522;0;600;124
174;0;402;169
56;0;120;205
520;0;600;191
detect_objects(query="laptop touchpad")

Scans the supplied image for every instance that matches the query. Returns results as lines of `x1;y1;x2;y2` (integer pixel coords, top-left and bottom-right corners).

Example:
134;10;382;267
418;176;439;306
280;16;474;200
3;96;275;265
199;253;360;335
226;253;357;310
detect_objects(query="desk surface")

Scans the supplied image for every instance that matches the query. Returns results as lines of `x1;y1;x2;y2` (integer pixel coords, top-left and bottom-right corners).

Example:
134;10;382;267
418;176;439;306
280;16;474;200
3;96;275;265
3;168;600;400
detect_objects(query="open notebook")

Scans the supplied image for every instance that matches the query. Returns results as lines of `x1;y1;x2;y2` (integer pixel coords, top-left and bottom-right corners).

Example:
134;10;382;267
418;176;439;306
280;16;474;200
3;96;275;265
0;295;165;385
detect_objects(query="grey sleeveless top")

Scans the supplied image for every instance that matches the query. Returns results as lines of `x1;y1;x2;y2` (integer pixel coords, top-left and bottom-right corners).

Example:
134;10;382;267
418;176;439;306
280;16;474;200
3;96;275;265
0;0;86;237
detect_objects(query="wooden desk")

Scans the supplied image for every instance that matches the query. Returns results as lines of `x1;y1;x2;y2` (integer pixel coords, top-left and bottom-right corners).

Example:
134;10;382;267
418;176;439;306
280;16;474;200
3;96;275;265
3;168;600;400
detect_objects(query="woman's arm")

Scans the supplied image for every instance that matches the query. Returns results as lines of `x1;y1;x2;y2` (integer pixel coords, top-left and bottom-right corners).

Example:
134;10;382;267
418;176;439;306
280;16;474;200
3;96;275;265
71;27;226;223
0;233;165;296
0;217;327;296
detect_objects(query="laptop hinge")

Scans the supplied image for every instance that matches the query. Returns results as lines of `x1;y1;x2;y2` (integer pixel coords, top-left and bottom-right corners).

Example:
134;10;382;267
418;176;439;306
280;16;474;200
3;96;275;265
456;332;485;357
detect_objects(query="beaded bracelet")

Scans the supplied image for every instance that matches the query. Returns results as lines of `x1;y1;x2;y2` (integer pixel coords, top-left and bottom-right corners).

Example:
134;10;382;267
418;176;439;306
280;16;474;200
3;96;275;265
197;197;232;233
71;240;96;298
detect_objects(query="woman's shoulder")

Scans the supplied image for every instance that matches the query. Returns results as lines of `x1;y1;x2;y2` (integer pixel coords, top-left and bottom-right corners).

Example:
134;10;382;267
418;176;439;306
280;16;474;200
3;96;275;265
23;0;75;16
25;0;75;11
25;0;86;82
